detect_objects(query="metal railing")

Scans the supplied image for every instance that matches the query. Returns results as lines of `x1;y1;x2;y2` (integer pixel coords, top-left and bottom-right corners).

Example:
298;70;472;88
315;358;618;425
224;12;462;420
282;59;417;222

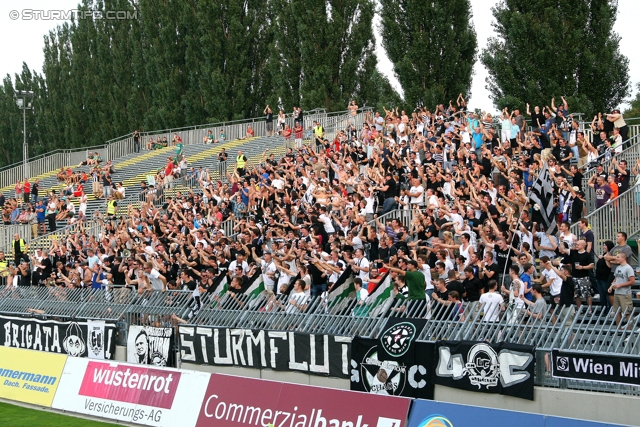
570;180;640;243
4;281;640;395
0;107;372;191
580;131;640;212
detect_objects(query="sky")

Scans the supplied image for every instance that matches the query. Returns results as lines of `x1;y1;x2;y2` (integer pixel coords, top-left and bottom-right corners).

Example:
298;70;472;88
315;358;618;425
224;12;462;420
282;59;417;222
1;0;639;115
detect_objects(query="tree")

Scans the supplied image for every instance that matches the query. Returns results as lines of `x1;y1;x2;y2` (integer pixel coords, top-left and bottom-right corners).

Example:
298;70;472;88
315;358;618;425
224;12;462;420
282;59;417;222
380;0;477;109
294;0;378;112
624;83;640;120
481;0;630;115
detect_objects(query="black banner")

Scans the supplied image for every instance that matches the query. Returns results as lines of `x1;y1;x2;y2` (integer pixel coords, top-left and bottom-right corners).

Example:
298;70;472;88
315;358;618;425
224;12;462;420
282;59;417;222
552;349;640;386
0;314;116;359
350;318;435;399
434;340;536;400
178;326;351;378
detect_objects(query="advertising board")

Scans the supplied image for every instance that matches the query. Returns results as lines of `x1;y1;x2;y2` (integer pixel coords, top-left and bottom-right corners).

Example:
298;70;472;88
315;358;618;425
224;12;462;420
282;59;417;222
552;349;640;387
0;346;67;407
196;373;412;427
52;358;210;426
407;400;628;427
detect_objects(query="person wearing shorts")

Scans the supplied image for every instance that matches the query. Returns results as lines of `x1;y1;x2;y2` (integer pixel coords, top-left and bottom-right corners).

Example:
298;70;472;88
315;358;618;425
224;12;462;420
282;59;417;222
609;252;635;327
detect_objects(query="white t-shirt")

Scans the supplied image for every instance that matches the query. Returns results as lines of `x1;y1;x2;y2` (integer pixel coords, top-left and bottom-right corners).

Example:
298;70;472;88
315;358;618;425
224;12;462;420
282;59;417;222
510;278;526;308
480;291;503;322
286;291;308;314
420;263;433;290
354;257;370;282
318;213;335;233
272;178;285;190
374;116;384;131
261;259;277;291
542;268;562;296
229;260;249;276
409;185;424;205
144;268;164;291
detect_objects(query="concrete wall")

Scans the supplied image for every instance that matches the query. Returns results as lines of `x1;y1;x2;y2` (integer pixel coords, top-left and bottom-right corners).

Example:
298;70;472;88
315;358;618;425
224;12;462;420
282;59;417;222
182;362;349;391
181;361;638;426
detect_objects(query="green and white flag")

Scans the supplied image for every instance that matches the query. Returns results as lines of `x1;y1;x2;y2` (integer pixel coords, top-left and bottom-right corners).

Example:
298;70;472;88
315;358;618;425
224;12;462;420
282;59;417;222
207;275;229;307
366;274;394;317
243;273;265;299
327;266;356;302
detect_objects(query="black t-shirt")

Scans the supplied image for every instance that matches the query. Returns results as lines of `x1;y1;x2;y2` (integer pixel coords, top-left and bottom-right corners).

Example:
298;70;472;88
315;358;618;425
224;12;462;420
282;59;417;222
571;250;593;278
462;277;483;302
616;171;630;193
446;280;466;299
558;146;572;164
494;246;512;273
40;258;53;277
265;112;273;123
111;262;125;285
183;280;197;291
384;179;398;199
307;263;325;285
559;276;575;307
571;171;584;190
483;263;500;290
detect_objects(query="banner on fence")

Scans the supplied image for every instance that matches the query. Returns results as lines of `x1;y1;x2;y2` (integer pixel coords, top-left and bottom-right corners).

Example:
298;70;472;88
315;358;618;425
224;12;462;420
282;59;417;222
552;349;640;387
350;318;434;399
196;373;411;427
0;314;116;359
0;346;67;406
178;326;351;378
127;325;176;368
407;400;625;427
52;358;210;427
434;340;536;400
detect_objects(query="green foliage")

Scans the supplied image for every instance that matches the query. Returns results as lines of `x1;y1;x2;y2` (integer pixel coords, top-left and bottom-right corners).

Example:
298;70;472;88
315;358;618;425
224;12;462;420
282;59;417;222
624;83;640;120
0;0;394;168
481;0;630;116
380;0;477;109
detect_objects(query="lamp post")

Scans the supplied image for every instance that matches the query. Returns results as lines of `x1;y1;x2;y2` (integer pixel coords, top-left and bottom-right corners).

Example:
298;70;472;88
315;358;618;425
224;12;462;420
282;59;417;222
14;90;34;179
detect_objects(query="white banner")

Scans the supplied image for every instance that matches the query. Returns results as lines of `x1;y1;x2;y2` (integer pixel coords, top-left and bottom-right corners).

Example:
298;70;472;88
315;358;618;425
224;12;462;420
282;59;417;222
52;358;209;427
127;325;174;367
87;320;107;360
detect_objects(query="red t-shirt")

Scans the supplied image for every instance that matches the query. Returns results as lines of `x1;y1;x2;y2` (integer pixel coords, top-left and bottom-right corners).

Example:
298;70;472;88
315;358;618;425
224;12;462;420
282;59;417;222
165;162;174;176
23;182;31;193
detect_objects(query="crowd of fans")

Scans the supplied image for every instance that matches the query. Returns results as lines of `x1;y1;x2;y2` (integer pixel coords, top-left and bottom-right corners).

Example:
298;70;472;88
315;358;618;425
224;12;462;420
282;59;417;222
1;96;638;325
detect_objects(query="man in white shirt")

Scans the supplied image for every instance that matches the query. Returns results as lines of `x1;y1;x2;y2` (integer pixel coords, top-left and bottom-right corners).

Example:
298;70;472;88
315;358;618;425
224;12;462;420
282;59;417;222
285;280;308;314
350;248;370;284
557;221;577;249
142;262;167;291
374;112;384;132
417;254;433;299
229;253;250;277
407;177;425;207
537;256;563;300
252;248;277;292
318;206;335;234
479;279;503;322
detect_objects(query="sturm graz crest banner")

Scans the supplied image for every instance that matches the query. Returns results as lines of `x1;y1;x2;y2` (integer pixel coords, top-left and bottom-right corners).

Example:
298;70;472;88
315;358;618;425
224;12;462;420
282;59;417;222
434;340;535;400
350;318;434;399
127;325;175;367
0;314;116;359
